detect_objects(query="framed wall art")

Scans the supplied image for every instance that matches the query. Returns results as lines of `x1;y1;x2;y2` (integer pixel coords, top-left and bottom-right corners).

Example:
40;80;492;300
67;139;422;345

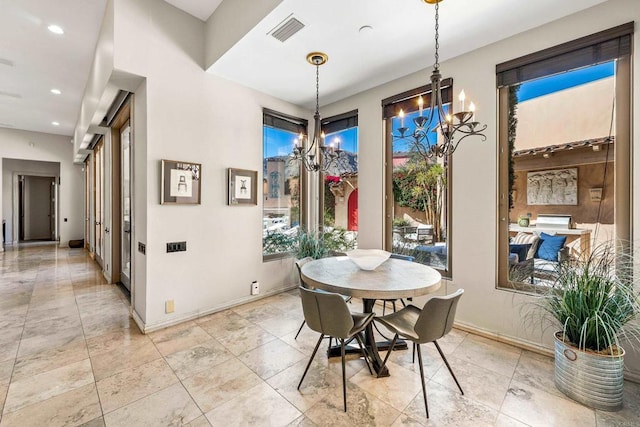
228;168;257;205
161;159;202;204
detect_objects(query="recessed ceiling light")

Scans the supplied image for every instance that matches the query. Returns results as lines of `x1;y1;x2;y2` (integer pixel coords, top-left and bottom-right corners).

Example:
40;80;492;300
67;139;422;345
52;121;60;126
51;89;61;95
359;25;373;34
48;25;64;35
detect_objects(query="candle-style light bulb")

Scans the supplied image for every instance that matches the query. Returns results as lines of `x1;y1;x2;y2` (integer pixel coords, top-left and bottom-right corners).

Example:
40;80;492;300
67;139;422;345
459;90;466;112
469;102;476;113
399;109;405;128
418;96;424;117
446;114;452;123
320;132;326;146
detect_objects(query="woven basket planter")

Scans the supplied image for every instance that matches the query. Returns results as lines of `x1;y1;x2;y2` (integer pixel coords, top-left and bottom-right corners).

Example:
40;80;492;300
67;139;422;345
554;332;624;411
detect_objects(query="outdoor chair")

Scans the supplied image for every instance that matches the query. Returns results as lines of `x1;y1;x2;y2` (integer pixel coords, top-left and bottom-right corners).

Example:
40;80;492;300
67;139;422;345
297;287;375;411
375;289;465;419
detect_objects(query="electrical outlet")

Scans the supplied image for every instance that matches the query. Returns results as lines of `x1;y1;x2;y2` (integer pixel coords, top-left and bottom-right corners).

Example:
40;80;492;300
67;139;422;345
165;300;175;313
251;281;259;295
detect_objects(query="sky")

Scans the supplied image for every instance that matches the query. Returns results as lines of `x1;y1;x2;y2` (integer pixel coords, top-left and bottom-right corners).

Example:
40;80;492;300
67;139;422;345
518;61;614;102
264;126;358;158
265;61;615;158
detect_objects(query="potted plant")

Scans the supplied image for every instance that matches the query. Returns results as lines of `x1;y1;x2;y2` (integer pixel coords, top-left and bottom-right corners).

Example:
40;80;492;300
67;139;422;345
530;243;640;411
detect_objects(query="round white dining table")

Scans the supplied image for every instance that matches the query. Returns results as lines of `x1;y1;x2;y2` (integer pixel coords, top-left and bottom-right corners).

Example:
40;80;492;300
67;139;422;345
301;256;441;376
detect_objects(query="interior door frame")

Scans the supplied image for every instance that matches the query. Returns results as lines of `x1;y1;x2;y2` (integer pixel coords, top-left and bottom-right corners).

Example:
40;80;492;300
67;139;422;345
109;98;132;290
12;171;59;245
49;176;56;241
84;158;91;250
119;119;132;290
94;137;105;268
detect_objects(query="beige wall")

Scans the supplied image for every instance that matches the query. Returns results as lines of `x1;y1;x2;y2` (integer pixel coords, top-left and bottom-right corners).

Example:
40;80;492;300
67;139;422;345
511;155;614;225
516;77;614;150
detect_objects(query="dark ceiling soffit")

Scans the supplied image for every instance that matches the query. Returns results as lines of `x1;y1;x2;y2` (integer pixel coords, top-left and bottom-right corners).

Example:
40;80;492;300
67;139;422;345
103;91;132;127
381;79;453;119
263;108;308;126
321;110;358;134
496;22;634;87
381;78;453;107
87;134;103;151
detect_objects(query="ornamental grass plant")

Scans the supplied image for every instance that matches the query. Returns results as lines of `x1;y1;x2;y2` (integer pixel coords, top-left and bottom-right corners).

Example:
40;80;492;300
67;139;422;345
532;242;640;355
294;227;356;260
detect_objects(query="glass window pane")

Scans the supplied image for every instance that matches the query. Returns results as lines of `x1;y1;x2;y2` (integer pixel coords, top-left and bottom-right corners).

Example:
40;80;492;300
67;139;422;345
501;61;620;288
263;124;301;257
389;106;450;272
322;127;358;238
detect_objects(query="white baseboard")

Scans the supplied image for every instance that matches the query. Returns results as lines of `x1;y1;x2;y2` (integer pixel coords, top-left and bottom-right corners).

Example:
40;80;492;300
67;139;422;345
453;320;554;357
455;320;640;383
138;284;299;334
131;309;146;333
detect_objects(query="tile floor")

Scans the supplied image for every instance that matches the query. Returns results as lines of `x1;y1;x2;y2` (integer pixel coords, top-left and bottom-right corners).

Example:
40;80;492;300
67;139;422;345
1;243;639;426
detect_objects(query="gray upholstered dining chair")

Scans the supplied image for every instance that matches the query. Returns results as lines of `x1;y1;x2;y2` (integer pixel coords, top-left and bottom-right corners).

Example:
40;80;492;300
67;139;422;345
297;287;374;412
375;289;464;419
380;253;415;315
294;257;351;340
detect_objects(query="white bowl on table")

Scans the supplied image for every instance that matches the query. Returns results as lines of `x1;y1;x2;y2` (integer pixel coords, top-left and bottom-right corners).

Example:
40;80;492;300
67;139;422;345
346;249;391;271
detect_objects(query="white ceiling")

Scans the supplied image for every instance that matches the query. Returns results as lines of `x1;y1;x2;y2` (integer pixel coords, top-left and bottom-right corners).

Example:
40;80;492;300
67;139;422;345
0;0;108;137
209;0;606;109
0;0;606;138
164;0;222;21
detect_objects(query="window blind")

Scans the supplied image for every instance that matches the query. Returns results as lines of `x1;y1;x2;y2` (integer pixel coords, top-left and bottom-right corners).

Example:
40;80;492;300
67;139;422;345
496;22;633;87
381;78;453;119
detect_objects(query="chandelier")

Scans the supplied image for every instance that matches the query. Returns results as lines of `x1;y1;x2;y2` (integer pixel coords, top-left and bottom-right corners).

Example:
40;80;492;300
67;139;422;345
393;0;487;158
291;52;348;173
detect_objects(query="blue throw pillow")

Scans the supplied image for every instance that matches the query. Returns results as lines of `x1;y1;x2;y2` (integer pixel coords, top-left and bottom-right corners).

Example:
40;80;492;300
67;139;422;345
509;243;531;263
535;232;567;261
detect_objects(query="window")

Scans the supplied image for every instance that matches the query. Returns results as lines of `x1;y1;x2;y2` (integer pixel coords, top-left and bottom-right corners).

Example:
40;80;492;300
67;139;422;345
382;82;453;277
320;111;358;242
262;109;307;259
496;23;632;290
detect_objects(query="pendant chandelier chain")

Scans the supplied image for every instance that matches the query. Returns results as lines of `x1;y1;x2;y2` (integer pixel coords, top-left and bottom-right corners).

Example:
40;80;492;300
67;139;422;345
291;52;349;173
390;0;487;158
315;63;320;116
434;2;440;71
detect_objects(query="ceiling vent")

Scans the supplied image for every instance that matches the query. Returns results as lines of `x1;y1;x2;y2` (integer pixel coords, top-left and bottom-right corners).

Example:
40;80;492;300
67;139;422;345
269;14;305;42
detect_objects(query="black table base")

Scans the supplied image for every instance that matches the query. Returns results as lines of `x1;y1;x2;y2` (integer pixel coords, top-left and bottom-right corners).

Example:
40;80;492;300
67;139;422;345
324;298;406;377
